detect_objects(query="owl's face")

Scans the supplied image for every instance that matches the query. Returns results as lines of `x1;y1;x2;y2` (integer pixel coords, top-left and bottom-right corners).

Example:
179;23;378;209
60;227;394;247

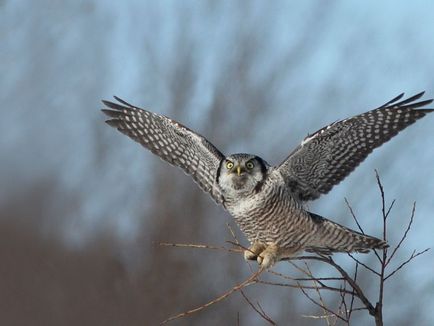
217;154;268;195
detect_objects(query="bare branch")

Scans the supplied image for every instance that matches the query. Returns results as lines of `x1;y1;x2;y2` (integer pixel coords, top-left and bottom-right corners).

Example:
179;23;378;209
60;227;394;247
302;307;367;320
257;301;276;325
347;263;359;321
257;280;356;296
340;280;349;321
347;253;380;276
159;242;242;254
374;170;387;264
301;313;340;325
296;277;345;282
226;223;240;244
288;255;377;317
301;313;339;320
160;171;427;326
344;197;365;234
385;248;430;281
375;170;386;218
375;170;388;326
385;199;396;219
161;268;264;324
297;282;348;323
225;240;258;274
385;202;416;266
269;269;344;282
240;290;276;325
303;261;334;325
226;240;249;252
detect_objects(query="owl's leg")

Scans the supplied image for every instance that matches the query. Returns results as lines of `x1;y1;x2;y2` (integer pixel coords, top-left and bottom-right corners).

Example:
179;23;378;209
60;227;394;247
257;245;301;269
256;244;279;268
244;242;266;261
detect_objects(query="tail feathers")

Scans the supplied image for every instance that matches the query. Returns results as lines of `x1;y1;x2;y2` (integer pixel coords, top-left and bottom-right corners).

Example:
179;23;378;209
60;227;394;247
305;212;388;255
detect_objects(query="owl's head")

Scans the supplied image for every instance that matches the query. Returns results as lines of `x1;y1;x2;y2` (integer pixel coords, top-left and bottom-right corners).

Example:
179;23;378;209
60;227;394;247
217;153;269;195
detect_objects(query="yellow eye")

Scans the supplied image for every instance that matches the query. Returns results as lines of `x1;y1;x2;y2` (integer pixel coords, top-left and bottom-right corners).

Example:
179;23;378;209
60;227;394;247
226;161;234;169
246;161;255;169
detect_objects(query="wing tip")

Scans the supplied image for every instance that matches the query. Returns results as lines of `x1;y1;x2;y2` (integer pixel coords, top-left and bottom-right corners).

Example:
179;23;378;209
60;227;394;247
384;91;433;109
105;119;120;128
387;92;405;105
113;96;135;107
101;96;135;110
101;108;120;118
102;99;121;110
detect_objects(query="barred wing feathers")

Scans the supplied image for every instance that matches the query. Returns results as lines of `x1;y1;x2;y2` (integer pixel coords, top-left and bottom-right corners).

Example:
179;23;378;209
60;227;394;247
102;97;225;204
277;92;433;201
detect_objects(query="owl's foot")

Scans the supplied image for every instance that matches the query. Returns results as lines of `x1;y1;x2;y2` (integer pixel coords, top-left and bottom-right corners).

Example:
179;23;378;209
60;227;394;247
257;244;279;269
244;242;266;261
256;244;301;269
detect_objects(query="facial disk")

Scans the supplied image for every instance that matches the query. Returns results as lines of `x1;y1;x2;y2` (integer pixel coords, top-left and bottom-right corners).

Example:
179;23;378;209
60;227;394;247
218;154;267;194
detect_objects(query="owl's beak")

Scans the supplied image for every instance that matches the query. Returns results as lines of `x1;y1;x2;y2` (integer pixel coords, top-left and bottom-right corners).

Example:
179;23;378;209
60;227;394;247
236;165;241;176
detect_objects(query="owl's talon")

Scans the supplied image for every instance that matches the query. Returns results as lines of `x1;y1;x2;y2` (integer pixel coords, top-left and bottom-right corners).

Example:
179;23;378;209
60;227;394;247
244;242;266;261
244;250;257;261
257;252;276;269
257;245;279;269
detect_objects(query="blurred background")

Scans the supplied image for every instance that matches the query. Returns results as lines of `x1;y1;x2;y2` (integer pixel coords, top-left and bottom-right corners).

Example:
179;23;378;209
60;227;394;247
1;1;434;325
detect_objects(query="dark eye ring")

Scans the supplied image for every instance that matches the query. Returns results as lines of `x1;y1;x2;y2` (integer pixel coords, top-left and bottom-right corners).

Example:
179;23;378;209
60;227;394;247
226;161;234;169
246;161;255;169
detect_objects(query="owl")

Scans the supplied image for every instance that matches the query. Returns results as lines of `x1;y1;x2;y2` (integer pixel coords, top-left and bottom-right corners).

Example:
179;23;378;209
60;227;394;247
102;92;432;268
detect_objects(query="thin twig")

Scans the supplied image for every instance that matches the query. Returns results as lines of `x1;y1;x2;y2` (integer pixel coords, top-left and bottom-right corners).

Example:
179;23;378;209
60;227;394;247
302;307;367;319
269;269;343;282
297;282;348;323
257;280;356;296
257;301;276;325
303;262;334;326
385;248;430;281
375;170;385;217
159;242;242;253
225;240;258;274
375;170;388;326
226;240;249;252
296;277;345;282
287;260;330;289
301;313;339;320
240;290;276;325
374;170;386;264
385;199;396;219
226;223;239;244
347;253;380;276
160;268;264;324
347;263;359;321
385;202;416;266
340;280;349;321
345;197;365;234
288;256;376;316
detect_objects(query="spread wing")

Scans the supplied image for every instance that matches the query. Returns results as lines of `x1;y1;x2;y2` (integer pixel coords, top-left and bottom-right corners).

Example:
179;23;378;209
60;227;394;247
102;97;225;204
276;92;433;201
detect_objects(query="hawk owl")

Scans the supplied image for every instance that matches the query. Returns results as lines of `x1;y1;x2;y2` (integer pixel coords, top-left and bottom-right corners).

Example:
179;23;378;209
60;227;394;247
102;92;432;268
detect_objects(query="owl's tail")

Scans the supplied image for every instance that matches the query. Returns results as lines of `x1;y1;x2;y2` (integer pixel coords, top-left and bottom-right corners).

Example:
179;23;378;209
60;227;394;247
304;212;388;255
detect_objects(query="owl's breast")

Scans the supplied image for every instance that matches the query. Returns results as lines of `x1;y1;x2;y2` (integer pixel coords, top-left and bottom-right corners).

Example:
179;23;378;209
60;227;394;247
225;178;287;220
226;193;264;218
224;174;301;243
